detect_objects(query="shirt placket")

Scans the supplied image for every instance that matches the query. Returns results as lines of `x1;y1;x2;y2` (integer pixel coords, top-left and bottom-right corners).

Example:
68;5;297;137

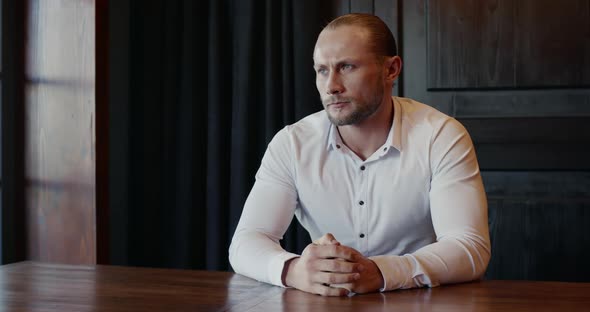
357;161;369;255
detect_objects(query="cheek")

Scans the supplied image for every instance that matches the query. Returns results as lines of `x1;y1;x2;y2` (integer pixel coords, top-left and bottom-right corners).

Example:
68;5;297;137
315;77;324;92
351;80;378;102
342;77;364;95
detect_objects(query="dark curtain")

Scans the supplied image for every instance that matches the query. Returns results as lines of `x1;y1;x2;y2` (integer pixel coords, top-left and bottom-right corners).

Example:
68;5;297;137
110;0;347;270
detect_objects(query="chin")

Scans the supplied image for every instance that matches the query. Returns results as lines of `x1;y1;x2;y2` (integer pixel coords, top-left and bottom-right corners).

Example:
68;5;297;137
328;115;355;126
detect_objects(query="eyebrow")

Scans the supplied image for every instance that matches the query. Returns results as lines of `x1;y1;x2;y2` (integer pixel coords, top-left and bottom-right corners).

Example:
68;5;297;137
313;59;357;69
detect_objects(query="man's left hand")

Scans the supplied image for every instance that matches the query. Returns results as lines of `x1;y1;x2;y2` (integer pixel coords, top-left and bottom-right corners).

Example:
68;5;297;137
313;233;384;294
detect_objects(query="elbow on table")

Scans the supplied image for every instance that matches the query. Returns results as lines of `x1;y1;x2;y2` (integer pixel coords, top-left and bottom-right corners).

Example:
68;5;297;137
473;240;492;280
228;238;242;274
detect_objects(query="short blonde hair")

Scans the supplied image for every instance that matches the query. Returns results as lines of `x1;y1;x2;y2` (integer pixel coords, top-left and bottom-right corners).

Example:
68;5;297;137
325;13;397;57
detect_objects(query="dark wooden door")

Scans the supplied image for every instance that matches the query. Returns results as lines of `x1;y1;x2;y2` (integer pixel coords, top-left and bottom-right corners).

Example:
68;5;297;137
399;0;590;281
402;0;590;170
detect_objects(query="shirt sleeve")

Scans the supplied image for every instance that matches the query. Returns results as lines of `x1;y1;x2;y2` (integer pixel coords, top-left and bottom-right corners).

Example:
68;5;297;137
228;128;300;287
370;117;491;291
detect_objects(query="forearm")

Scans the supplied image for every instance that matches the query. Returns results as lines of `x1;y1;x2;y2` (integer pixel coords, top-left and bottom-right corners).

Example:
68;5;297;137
370;233;491;291
377;117;492;291
229;229;299;286
228;178;299;286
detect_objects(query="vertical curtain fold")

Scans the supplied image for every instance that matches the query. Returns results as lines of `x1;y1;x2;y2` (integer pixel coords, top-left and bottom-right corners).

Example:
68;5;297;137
206;0;231;270
116;0;342;271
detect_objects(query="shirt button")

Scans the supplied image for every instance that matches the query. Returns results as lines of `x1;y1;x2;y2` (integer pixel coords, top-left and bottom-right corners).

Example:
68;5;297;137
360;165;365;171
359;200;364;205
336;144;341;149
359;233;365;238
383;147;388;152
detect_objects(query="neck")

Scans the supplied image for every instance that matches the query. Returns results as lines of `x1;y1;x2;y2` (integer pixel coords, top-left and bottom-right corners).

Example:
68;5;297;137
338;97;393;161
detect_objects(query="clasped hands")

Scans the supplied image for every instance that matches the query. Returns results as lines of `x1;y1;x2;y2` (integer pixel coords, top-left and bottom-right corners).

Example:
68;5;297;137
283;233;384;296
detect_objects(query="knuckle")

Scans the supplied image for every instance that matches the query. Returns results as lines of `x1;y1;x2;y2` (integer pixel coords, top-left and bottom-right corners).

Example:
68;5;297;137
332;261;341;272
329;245;338;254
327;275;337;284
344;250;355;260
342;274;353;283
320;288;332;297
301;246;311;256
314;285;326;296
305;245;318;256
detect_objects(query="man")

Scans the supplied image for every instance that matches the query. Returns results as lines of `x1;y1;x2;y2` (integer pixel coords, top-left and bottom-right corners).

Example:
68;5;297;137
229;13;490;297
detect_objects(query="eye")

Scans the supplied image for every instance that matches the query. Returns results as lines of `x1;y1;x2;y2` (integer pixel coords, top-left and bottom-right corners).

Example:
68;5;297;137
341;64;354;71
316;67;328;75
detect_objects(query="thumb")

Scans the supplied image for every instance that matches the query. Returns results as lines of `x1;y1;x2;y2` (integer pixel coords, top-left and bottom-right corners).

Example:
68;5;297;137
313;233;340;245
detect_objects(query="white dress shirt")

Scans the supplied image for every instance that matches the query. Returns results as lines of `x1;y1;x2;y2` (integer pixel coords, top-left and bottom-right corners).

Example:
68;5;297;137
229;96;491;291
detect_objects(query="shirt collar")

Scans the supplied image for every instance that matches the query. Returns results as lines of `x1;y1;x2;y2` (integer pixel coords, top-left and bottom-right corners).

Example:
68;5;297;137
390;96;403;152
326;120;341;151
326;96;403;152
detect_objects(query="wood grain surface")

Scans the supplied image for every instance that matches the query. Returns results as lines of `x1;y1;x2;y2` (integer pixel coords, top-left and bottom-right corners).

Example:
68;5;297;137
1;262;589;312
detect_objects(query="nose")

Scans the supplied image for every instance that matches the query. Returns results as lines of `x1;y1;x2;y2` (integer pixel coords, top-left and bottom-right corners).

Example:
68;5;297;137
326;72;344;95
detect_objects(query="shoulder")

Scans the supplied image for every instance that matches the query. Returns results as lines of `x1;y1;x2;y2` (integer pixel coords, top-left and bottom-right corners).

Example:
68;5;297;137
397;97;451;128
396;97;467;138
271;110;330;146
285;110;330;136
260;110;329;180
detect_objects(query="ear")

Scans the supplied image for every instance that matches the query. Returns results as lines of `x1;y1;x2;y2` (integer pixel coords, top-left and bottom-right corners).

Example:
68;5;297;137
384;56;402;83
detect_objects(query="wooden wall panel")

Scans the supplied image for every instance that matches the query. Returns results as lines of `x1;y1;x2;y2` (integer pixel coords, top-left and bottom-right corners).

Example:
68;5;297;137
461;117;590;170
402;0;590;170
427;0;590;89
24;0;96;264
374;0;400;96
388;0;590;281
451;91;590;118
350;0;373;14
483;172;590;281
427;0;515;89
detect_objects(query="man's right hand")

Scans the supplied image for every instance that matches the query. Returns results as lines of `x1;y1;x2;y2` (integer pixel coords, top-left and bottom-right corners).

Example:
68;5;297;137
283;233;364;296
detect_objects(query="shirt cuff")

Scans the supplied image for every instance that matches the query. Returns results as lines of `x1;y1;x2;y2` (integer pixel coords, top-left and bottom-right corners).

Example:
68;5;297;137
268;251;300;287
369;255;415;291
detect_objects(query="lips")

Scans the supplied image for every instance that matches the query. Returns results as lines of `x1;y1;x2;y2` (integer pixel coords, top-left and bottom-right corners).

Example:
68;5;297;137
326;100;350;109
328;102;348;109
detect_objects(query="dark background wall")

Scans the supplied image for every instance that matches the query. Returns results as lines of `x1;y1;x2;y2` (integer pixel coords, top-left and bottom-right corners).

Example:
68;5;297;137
2;0;589;282
107;0;590;280
400;0;590;280
109;0;590;281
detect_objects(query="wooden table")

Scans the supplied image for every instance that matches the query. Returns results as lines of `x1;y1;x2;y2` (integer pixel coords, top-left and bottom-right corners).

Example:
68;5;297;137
1;262;589;311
